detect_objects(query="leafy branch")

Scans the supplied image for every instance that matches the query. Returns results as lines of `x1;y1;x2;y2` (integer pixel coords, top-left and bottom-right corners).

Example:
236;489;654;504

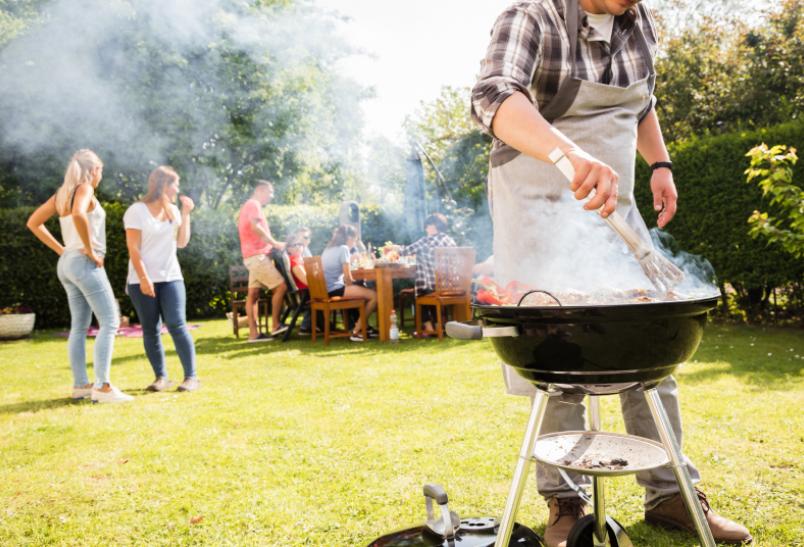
745;143;803;258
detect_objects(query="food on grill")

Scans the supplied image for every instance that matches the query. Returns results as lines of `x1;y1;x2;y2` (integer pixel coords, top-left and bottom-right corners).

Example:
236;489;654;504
475;276;683;306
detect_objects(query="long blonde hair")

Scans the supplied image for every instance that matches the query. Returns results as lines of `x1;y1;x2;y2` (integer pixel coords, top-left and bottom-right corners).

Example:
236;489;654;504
55;149;103;216
142;165;179;222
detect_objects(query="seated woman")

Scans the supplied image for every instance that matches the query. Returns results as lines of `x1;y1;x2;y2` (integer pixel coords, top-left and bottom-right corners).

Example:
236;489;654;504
321;225;377;342
397;213;456;337
292;226;313;258
286;234;314;334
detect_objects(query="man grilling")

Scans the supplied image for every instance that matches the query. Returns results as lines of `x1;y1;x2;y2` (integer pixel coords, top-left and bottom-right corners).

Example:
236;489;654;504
471;1;751;545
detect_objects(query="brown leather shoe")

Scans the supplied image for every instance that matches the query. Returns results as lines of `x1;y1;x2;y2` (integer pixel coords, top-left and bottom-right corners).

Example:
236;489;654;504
645;488;752;544
544;497;586;547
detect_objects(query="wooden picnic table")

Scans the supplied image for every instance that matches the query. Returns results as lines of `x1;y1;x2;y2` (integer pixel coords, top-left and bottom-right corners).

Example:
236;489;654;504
351;264;416;342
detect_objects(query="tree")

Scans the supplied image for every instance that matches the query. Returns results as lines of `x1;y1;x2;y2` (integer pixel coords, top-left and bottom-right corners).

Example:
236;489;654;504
650;0;769;39
0;0;367;209
404;86;492;253
654;0;803;142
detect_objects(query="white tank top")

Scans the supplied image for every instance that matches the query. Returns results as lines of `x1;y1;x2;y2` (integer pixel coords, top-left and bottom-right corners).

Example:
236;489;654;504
60;198;107;255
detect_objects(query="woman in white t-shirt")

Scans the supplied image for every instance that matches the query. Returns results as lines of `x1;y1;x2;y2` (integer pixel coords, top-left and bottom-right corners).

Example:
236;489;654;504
124;166;198;392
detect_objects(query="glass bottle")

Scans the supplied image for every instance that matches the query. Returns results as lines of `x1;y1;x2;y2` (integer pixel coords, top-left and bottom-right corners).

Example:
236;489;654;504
389;309;400;343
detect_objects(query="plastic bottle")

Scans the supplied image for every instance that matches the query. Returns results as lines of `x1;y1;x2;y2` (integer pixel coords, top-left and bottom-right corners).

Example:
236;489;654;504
389;309;400;343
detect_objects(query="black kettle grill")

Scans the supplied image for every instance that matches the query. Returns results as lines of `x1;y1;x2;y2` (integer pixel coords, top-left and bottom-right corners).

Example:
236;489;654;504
442;295;721;547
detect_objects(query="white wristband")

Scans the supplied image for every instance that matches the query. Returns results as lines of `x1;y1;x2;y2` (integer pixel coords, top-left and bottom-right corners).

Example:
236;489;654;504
548;147;575;183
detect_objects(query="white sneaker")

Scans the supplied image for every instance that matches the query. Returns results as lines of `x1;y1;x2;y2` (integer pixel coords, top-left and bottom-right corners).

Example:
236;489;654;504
91;385;134;404
349;332;366;342
71;385;93;400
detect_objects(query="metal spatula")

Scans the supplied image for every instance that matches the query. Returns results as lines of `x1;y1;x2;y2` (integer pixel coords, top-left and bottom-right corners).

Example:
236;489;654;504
548;148;684;293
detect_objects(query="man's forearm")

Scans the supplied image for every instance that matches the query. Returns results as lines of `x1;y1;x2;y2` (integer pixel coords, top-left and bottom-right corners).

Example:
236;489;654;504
637;108;670;165
491;91;578;161
252;223;279;246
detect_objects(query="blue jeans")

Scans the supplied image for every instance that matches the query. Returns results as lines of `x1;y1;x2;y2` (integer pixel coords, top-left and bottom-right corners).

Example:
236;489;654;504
128;280;197;380
57;251;119;387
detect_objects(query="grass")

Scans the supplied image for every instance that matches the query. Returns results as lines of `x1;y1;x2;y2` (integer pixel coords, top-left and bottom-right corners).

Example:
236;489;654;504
0;320;802;546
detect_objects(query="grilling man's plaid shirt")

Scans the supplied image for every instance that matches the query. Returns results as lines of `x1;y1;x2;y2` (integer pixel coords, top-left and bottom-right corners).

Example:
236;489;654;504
471;0;659;146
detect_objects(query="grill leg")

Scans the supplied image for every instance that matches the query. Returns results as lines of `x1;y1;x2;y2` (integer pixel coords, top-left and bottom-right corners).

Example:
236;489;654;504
588;396;608;547
494;388;551;547
644;388;716;547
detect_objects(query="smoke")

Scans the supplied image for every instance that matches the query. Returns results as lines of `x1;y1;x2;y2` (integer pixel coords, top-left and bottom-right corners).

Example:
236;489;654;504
491;188;721;300
0;0;362;202
651;228;721;298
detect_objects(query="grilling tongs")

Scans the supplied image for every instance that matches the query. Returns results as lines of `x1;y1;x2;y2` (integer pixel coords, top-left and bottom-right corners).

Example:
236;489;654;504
548;147;684;293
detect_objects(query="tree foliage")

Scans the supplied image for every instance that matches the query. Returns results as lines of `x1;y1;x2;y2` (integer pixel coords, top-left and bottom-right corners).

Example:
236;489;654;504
655;0;803;141
745;144;803;258
0;0;367;209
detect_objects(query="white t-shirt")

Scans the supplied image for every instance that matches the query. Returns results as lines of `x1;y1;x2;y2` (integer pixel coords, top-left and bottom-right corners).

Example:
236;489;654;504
124;202;184;285
585;11;614;43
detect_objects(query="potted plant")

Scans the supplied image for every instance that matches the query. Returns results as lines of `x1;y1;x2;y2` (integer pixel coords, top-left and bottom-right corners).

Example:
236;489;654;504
0;305;36;340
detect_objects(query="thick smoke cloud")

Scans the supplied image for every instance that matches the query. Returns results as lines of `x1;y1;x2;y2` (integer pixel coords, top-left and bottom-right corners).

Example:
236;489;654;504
0;0;360;199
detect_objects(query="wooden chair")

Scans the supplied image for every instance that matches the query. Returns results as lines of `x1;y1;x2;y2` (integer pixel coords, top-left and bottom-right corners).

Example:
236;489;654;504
304;256;367;345
229;265;269;338
415;247;476;340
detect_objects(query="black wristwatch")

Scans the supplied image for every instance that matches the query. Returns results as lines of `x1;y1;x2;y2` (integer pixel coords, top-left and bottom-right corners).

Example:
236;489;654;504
650;161;673;172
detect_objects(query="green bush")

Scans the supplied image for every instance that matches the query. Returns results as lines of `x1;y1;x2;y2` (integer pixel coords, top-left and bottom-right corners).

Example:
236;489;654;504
634;120;804;318
0;206;74;328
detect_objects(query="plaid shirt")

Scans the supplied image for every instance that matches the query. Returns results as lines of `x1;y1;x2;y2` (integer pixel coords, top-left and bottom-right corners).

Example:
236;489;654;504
471;0;658;146
401;233;457;294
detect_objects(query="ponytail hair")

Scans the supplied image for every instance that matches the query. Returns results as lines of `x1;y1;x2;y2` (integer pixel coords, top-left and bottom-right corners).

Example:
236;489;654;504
142;165;180;222
327;224;357;248
55;149;103;216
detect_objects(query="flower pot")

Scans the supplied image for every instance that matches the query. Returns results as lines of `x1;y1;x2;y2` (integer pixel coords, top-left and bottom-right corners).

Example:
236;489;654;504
0;313;36;340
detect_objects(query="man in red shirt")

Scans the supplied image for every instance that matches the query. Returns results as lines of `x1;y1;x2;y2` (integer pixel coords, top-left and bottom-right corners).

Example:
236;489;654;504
237;180;287;341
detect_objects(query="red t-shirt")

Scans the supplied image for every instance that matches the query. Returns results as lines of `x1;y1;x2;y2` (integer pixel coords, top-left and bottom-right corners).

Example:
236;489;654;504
237;199;272;259
289;254;308;289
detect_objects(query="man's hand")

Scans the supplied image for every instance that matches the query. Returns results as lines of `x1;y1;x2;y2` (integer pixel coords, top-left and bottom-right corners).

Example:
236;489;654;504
273;242;286;251
179;195;195;215
565;148;620;218
650;169;678;228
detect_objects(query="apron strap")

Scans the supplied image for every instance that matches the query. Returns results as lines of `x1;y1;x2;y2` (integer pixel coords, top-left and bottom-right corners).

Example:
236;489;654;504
566;0;580;77
540;0;581;122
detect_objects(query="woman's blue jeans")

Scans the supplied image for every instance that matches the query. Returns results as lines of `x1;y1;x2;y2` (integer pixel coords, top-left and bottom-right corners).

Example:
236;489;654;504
128;280;197;380
57;251;119;387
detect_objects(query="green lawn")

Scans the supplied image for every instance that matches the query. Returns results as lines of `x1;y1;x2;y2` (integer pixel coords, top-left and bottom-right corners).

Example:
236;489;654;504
0;320;801;546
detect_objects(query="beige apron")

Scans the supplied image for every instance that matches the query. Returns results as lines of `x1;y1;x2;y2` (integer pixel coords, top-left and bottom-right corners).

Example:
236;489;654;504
489;1;655;396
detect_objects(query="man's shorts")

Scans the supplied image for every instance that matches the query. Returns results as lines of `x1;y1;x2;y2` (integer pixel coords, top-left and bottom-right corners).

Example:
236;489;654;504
243;254;284;290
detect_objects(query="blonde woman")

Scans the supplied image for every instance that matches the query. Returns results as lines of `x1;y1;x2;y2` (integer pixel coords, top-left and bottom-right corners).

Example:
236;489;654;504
26;149;132;403
124;166;198;392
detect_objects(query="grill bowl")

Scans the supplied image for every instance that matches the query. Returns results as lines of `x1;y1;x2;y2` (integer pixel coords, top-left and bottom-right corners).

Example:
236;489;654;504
474;296;718;394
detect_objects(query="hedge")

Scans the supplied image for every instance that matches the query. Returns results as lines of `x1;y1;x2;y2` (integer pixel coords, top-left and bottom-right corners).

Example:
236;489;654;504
634;120;803;307
0;201;406;328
